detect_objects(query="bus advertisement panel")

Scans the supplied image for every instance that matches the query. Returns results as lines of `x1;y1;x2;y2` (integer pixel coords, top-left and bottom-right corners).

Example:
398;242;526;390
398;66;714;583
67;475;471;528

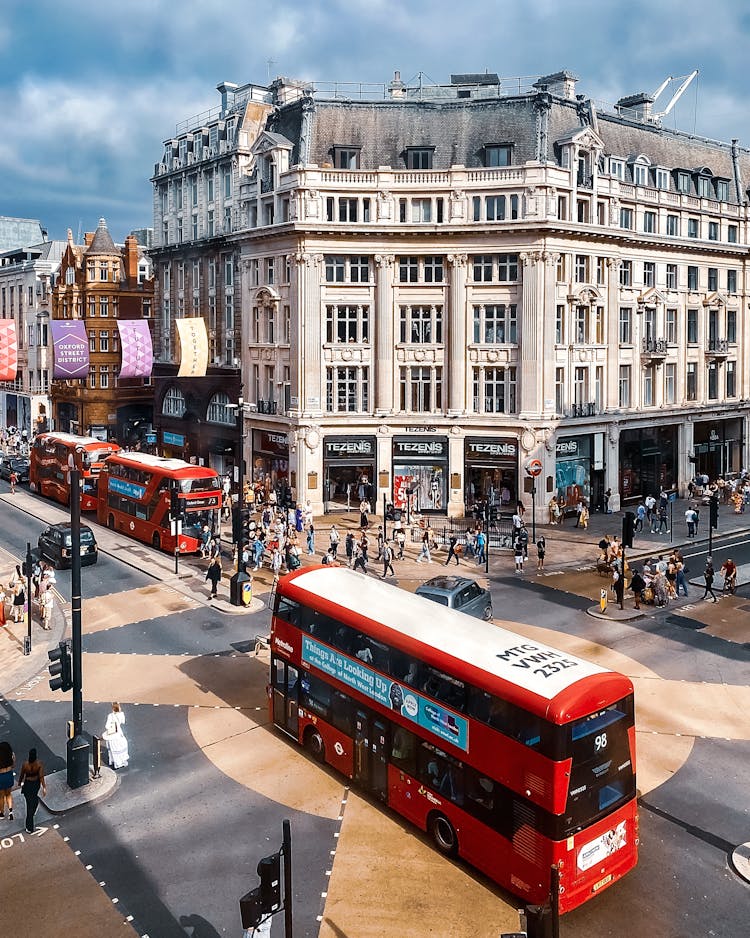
269;566;637;914
29;432;120;510
97;452;220;553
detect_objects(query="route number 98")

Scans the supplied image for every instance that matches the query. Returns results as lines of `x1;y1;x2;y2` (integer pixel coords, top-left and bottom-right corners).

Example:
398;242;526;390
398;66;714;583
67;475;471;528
594;733;608;751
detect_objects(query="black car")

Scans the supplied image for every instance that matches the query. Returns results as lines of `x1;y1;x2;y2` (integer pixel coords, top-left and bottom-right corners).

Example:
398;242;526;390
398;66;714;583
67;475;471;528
0;457;30;483
37;523;99;568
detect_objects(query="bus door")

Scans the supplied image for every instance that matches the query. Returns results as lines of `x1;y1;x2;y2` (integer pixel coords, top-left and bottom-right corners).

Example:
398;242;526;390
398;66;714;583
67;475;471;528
272;658;299;738
353;709;389;801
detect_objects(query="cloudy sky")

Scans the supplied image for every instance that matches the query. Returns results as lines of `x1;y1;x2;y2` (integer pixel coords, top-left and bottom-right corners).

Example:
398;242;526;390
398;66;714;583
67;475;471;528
2;0;749;243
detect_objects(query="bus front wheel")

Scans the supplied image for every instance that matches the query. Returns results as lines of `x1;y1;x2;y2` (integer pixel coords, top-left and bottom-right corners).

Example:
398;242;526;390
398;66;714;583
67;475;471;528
429;813;458;857
152;533;161;550
304;727;326;763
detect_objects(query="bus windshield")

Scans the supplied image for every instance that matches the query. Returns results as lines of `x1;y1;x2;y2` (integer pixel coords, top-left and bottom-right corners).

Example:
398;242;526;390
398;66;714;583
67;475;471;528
177;476;220;494
563;698;635;832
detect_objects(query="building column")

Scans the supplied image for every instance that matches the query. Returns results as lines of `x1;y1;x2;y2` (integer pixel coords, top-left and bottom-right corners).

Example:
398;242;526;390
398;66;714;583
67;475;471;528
697;300;707;403
519;251;544;417
374;254;395;415
606;257;620;408
294;253;324;415
541;252;559;416
447;253;467;414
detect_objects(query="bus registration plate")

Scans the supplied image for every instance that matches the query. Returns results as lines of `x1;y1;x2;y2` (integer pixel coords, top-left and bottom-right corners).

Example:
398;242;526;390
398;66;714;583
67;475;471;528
592;874;612;892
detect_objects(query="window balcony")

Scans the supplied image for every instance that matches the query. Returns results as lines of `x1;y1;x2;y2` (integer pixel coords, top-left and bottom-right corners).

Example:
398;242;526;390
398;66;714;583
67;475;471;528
256;398;278;415
641;337;668;361
567;401;598;418
705;338;729;358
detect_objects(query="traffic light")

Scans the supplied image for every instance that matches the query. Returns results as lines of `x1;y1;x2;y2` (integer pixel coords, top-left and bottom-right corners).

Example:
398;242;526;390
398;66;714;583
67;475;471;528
239;851;282;929
170;489;186;520
241;508;252;542
709;495;719;529
622;511;636;548
489;504;499;523
232;506;241;543
48;640;72;692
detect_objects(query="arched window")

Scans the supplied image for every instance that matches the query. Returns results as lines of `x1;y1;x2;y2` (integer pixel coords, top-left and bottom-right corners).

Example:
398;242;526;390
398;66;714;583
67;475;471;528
207;392;235;425
162;387;186;417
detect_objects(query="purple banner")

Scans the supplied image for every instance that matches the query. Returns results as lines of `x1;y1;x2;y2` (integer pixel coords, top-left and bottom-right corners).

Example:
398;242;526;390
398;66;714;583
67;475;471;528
117;320;153;378
51;320;89;379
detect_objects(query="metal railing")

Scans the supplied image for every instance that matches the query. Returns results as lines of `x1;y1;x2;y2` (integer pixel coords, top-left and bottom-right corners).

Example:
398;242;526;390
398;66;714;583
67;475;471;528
706;338;729;354
642;337;668;355
568;402;597;418
408;518;515;550
256;399;278;415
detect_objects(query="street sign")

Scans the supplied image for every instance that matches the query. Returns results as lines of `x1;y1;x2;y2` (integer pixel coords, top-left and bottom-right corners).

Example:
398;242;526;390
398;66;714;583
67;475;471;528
600;589;608;613
170;518;183;537
525;458;543;477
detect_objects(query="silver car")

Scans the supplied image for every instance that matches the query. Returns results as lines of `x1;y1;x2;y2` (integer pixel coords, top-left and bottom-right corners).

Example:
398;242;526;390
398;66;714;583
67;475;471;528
415;575;493;620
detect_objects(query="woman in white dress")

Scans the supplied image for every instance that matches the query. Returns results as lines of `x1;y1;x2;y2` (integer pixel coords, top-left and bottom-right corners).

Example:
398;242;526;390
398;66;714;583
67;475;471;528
103;702;129;769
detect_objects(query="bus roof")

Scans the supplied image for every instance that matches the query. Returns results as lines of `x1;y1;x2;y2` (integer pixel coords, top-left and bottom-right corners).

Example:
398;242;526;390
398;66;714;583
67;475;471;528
35;432;118;449
107;451;219;476
280;567;626;717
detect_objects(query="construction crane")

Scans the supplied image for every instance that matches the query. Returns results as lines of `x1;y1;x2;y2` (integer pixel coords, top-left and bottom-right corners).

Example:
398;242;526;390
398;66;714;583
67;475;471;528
651;70;699;122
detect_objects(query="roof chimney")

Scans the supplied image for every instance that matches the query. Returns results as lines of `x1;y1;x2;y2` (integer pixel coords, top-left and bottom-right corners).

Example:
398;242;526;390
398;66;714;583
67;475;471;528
216;81;239;115
533;70;579;100
616;92;654;123
388;69;406;99
124;234;139;283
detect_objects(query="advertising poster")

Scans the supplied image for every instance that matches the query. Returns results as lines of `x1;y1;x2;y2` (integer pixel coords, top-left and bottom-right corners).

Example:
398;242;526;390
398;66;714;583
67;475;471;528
117;320;153;378
51;321;89;378
302;636;469;751
0;320;18;381
176;317;208;377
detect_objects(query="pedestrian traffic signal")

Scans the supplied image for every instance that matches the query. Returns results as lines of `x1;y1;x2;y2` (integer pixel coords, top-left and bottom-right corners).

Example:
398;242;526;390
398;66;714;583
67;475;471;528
48;640;73;692
488;505;499;523
239;851;282;929
241;508;252;542
170;489;187;521
622;511;636;548
709;495;719;529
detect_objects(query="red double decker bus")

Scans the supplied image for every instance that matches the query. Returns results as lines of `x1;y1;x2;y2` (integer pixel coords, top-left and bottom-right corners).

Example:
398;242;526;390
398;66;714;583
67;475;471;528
97;452;221;554
270;567;638;913
29;432;120;511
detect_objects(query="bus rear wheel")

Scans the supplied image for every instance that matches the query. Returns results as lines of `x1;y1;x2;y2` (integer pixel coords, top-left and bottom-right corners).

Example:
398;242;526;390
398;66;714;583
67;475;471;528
304;728;326;763
429;813;458;857
152;532;161;550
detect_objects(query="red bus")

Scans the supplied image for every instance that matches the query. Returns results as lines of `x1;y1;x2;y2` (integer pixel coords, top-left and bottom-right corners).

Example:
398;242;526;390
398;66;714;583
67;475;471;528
97;452;221;554
270;567;637;913
29;432;121;511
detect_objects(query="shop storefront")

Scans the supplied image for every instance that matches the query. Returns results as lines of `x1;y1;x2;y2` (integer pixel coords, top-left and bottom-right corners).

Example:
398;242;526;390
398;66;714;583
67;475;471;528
555;435;596;509
162;430;187;459
619;425;678;501
392;436;448;515
693;418;744;480
252;429;289;497
464;437;518;515
323;436;377;511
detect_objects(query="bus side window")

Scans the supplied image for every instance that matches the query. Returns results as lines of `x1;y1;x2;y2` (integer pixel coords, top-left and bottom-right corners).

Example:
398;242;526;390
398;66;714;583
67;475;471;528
418;742;464;806
465;766;495;815
391;726;417;776
330;690;354;736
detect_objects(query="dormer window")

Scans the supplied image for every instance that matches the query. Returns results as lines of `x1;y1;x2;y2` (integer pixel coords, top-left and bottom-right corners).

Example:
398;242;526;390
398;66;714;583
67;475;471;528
609;158;625;179
655;167;670;190
405;148;434;170
484;144;512;167
696;174;712;198
332;146;361;169
676;171;691;194
715;179;729;201
628;155;650;187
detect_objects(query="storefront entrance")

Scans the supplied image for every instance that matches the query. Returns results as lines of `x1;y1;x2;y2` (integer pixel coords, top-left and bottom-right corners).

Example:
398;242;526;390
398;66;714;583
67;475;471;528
252;430;289;499
323;436;376;512
619;425;678;501
464;437;518;517
555;435;593;508
693;419;743;479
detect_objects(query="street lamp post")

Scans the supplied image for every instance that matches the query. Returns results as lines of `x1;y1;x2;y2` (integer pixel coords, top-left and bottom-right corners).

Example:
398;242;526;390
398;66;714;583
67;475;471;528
229;395;251;607
67;469;89;788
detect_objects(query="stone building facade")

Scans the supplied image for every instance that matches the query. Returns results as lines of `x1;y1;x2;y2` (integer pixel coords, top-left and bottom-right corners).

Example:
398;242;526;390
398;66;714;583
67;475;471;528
51;219;155;443
152;71;750;519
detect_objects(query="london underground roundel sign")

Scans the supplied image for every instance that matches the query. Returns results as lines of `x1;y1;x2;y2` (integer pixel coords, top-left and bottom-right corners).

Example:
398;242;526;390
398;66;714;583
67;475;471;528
526;458;543;477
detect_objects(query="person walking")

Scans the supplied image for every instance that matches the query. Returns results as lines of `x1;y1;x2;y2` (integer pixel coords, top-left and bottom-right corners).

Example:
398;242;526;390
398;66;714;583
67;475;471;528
475;530;486;566
17;748;46;832
9;470;18;494
514;537;525;574
329;524;340;559
657;506;669;534
445;535;460;566
306;522;315;555
675;559;689;598
416;527;432;564
612;564;625;610
630;568;646;609
39;586;54;630
685;506;697;538
0;740;15;820
205;556;222;598
359;499;370;529
604;488;612;514
395;528;406;560
536;536;546;571
345;531;355;566
701;560;718;602
103;703;129;769
10;567;25;624
375;525;385;561
518;525;529;558
381;540;395;578
352;540;368;573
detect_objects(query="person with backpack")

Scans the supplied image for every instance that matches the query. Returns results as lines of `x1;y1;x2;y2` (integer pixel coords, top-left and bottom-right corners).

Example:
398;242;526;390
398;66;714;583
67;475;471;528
445;534;460;566
701;560;718;602
345;531;355;566
381;540;395;578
